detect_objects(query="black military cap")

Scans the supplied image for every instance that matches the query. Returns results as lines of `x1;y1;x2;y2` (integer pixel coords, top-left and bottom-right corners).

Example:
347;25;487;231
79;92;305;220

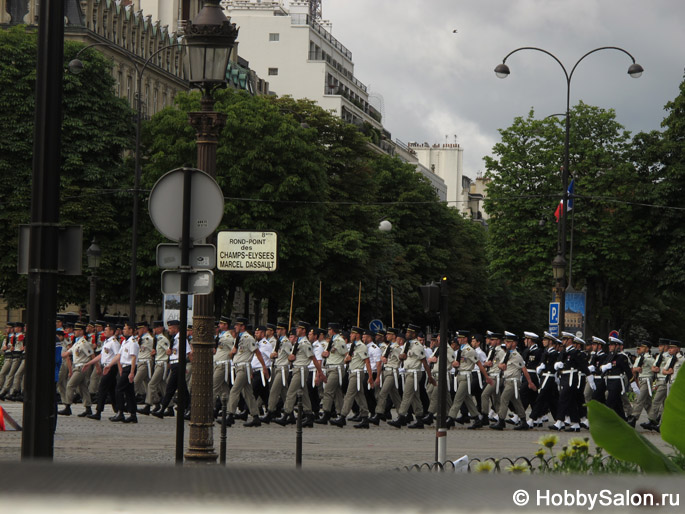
235;317;249;325
351;326;363;335
74;322;87;331
658;338;670;346
105;322;116;330
406;323;421;333
256;325;267;332
637;341;651;349
457;330;470;338
363;329;375;337
376;328;387;336
289;328;297;337
6;322;15;327
277;321;289;330
504;331;518;342
431;333;439;340
296;321;310;331
669;340;681;347
15;322;25;329
488;332;502;339
95;320;107;327
387;327;400;335
56;328;64;335
328;322;340;331
167;320;180;327
65;322;75;329
136;321;149;329
219;316;231;324
246;324;253;332
265;323;277;331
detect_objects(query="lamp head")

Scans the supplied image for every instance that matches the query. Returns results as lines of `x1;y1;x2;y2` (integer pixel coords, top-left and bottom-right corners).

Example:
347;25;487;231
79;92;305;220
494;63;510;79
68;58;84;75
627;63;644;78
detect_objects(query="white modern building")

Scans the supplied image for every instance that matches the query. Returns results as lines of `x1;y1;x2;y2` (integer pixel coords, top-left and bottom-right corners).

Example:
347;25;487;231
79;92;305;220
221;0;383;130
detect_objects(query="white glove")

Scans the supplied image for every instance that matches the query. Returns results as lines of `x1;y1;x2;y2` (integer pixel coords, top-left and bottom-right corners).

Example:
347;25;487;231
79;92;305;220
587;376;596;391
600;363;613;372
588;365;596;373
536;364;545;374
631;382;640;395
554;361;564;371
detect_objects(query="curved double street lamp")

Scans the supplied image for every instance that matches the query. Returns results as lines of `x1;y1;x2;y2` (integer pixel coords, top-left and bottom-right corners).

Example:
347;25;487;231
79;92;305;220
69;41;182;323
494;47;643;331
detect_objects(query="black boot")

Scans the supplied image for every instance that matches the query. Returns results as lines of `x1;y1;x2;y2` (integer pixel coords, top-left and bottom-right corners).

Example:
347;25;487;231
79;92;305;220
314;411;331;425
353;417;370;429
368;414;381;426
110;413;125;422
329;415;346;427
445;416;456;429
348;413;362;422
514;420;530;431
86;411;101;420
407;417;424;429
184;409;191;420
58;405;72;416
151;404;162;414
234;410;248;421
489;419;505;430
123;414;138;424
244;415;262;427
454;415;470;425
301;413;315;428
259;411;274;423
625;416;636;428
77;406;93;418
164;407;175;417
421;412;434;425
467;416;484;430
387;414;407;428
137;404;151;416
152;408;165;419
272;412;295;426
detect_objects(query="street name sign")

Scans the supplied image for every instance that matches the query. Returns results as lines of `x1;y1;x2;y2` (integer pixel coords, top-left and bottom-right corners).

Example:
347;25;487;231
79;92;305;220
216;231;278;272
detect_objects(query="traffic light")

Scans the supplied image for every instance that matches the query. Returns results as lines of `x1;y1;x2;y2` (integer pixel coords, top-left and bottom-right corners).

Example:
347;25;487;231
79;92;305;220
419;282;440;313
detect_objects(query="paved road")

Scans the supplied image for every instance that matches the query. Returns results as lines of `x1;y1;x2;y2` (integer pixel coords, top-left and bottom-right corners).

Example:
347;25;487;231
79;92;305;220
0;402;670;469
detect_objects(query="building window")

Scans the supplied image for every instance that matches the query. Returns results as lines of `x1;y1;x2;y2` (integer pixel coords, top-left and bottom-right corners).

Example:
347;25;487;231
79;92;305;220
269;33;280;42
268;68;279;76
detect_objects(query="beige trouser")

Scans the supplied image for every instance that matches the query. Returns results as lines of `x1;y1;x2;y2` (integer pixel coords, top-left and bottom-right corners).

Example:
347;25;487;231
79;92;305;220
283;367;312;414
497;378;526;420
1;358;20;394
227;365;258;416
266;366;290;412
88;363;102;395
647;380;668;421
65;369;92;407
134;360;152;396
447;373;479;418
341;370;370;417
186;362;192;393
321;366;344;413
0;357;13;391
57;362;69;400
213;362;232;401
375;368;402;413
427;372;453;414
631;378;652;418
398;370;424;416
11;359;25;393
146;363;167;406
480;377;500;415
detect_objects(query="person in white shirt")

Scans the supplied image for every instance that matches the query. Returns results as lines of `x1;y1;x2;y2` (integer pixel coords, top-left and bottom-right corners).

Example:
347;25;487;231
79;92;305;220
251;325;273;409
153;320;190;418
104;321;139;423
82;323;121;420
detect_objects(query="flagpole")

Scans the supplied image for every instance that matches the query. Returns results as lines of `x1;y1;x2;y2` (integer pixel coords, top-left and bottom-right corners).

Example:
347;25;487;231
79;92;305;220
357;281;362;327
318;281;322;328
288;281;295;331
390;286;394;328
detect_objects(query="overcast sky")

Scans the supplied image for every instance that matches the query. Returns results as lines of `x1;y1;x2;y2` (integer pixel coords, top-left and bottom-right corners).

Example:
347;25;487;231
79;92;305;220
314;0;685;176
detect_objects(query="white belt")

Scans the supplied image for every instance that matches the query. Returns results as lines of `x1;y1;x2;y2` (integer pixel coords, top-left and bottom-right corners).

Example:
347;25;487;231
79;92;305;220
404;369;421;391
456;371;472;395
278;365;289;387
293;366;308;388
139;359;152;377
473;369;483;389
327;365;344;387
381;368;399;389
540;372;555;389
350;369;366;391
606;375;626;394
507;378;520;399
215;360;230;384
639;377;652;397
561;369;577;388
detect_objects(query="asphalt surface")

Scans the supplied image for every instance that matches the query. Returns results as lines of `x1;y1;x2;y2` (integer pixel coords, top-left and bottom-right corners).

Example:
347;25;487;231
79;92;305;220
0;401;672;469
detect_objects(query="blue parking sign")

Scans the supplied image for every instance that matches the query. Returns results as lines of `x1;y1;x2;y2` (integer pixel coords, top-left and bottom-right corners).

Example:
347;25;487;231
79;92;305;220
549;302;560;325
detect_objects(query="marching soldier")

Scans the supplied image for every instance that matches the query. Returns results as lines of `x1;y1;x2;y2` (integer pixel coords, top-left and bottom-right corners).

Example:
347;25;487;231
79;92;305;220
642;340;682;432
138;320;170;415
82;323;120;420
490;333;536;430
105;321;139;423
478;332;506;424
0;323;16;399
58;322;94;417
87;320;106;400
314;322;346;425
273;321;327;427
133;321;154;403
1;322;25;400
153;320;190;418
261;321;292;423
526;332;561;428
520;331;544;410
600;336;632;419
330;327;376;428
626;341;655;427
369;327;403;425
587;337;607;403
365;329;383;417
387;324;436;429
251;325;273;410
212;316;234;417
224;317;270;427
551;332;590;432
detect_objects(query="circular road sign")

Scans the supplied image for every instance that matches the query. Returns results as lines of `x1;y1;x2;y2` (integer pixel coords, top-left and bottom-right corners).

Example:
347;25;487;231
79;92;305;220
148;167;224;243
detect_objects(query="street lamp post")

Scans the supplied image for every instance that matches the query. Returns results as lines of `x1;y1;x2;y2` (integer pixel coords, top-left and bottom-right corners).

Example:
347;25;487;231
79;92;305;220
86;238;102;321
183;0;238;463
494;47;643;330
69;42;182;322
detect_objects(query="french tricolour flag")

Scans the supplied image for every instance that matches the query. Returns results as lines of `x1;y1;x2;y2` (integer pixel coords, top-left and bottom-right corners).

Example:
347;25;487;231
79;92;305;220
554;179;574;222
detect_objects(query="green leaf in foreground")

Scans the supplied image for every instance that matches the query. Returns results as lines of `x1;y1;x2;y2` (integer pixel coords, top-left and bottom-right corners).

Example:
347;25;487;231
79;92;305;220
587;400;682;473
661;370;685;455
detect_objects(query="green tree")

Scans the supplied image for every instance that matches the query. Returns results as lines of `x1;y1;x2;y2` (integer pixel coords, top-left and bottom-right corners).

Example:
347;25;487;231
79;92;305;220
0;26;135;310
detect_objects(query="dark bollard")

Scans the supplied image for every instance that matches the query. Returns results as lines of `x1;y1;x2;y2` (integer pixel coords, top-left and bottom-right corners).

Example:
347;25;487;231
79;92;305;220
220;397;227;466
296;392;303;469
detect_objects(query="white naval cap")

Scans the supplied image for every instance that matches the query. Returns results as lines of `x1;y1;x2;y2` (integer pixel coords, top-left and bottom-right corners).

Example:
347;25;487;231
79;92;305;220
561;331;576;339
609;336;623;345
523;331;539;340
574;335;586;345
592;336;607;345
503;330;518;340
542;331;561;343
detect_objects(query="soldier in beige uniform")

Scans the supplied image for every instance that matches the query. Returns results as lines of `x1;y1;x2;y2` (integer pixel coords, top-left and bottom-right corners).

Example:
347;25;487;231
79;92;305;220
387;324;436;429
626;340;655;427
479;332;506;422
273;321;327;427
490;332;536;430
225;317;269;427
58;322;94;416
445;330;490;428
6;322;26;401
369;327;403;425
87;320;106;399
261;321;292;423
133;321;154;399
422;333;456;426
642;340;682;432
314;322;346;425
138;320;170;415
330;327;376;428
212;316;234;415
0;323;15;398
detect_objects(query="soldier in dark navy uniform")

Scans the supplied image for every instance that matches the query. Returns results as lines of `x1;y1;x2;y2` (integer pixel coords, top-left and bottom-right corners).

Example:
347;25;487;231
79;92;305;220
551;332;590;432
520;331;544;410
601;336;633;419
